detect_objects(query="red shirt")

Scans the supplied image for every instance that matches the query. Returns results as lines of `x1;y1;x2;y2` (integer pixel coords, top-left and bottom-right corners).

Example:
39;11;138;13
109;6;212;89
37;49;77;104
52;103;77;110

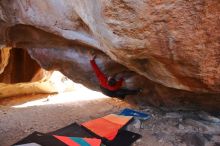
90;59;124;91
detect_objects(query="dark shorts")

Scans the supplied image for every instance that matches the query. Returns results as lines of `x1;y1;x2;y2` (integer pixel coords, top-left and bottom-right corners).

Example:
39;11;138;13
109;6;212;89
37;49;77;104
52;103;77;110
100;86;139;99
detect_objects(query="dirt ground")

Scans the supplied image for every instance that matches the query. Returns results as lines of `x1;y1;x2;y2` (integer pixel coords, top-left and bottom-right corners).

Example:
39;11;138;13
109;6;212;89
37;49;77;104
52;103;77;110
0;84;220;146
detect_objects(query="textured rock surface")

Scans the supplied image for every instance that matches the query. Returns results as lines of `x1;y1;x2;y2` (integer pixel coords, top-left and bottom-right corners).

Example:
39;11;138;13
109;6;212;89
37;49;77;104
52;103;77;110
0;48;45;83
0;1;220;109
0;47;59;98
0;47;10;74
28;48;220;111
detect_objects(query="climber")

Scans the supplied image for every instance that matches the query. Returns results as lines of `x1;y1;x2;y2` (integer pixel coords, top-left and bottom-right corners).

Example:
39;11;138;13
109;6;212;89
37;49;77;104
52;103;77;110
90;55;141;99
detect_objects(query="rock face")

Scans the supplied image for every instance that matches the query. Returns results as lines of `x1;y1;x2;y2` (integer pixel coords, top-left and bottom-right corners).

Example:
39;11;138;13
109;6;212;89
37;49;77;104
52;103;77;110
0;48;45;83
0;0;220;110
0;47;59;98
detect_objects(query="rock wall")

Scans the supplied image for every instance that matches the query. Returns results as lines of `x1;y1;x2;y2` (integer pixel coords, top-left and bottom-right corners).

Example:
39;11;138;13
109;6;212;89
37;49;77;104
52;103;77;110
0;0;220;110
0;47;58;98
28;47;220;111
0;47;10;74
0;48;45;83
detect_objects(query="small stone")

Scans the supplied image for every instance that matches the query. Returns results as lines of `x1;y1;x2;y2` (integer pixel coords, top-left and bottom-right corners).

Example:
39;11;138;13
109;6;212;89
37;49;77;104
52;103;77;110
125;119;141;130
133;119;141;129
136;139;142;143
165;112;183;119
178;124;185;130
198;111;220;123
159;139;163;143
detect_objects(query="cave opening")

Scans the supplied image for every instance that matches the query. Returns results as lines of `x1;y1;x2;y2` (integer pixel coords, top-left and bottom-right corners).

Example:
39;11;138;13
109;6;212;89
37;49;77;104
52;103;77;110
0;47;109;107
0;47;220;146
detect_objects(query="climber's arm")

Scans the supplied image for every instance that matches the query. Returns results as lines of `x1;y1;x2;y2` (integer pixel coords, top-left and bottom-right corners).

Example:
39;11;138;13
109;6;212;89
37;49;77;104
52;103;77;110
90;57;107;83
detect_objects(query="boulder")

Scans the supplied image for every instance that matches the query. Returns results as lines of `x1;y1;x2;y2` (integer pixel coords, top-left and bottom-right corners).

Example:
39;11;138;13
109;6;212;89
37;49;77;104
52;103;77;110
0;0;219;110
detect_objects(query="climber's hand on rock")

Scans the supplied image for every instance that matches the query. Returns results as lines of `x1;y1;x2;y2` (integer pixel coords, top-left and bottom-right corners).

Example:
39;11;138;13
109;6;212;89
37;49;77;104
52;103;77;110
92;54;97;60
89;50;96;60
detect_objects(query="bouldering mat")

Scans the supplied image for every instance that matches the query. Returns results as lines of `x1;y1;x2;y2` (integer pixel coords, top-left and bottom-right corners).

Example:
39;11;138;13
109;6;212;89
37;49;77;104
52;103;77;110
54;135;101;146
81;114;133;141
13;132;67;146
48;123;93;138
120;108;150;120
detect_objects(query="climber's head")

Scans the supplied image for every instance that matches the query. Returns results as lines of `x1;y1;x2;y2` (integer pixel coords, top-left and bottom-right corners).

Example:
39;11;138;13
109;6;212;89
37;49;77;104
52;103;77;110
108;76;117;86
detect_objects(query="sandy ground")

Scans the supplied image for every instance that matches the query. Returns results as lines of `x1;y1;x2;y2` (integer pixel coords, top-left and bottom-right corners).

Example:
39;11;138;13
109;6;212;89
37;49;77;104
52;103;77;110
0;84;220;146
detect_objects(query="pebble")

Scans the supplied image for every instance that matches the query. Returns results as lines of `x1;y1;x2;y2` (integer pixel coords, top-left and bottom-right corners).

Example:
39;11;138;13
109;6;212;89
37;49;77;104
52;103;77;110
159;139;164;143
198;111;220;123
133;119;141;129
165;112;183;119
178;124;185;130
127;119;142;130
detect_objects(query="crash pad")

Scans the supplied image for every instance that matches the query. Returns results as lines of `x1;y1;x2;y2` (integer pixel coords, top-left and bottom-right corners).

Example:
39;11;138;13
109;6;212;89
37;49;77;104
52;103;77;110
54;135;101;146
82;114;132;140
14;143;42;146
104;130;141;146
48;123;93;137
120;108;150;120
13;132;67;146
